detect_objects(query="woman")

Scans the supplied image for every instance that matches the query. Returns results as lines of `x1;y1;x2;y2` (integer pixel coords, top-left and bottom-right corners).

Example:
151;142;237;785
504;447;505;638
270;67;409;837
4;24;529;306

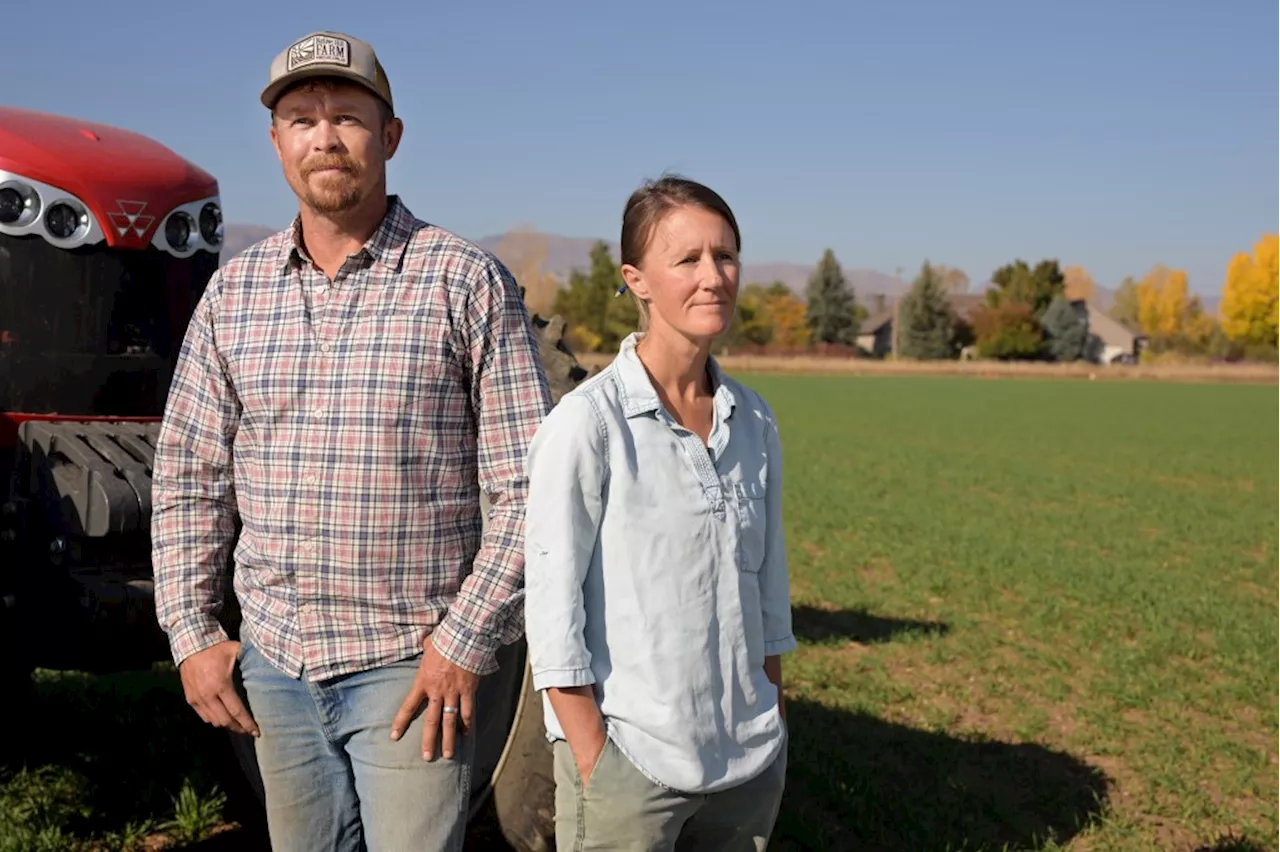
523;174;796;850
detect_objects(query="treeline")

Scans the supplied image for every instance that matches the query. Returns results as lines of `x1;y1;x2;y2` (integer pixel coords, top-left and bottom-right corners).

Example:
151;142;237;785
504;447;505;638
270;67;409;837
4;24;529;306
495;229;1278;363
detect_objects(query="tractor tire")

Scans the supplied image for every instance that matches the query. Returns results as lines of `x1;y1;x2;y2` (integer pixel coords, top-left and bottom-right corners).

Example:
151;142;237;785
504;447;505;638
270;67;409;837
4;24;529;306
470;312;591;849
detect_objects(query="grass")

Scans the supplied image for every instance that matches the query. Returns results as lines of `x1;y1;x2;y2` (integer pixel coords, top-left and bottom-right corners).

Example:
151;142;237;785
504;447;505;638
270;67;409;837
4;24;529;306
0;667;261;851
743;374;1278;851
2;373;1274;850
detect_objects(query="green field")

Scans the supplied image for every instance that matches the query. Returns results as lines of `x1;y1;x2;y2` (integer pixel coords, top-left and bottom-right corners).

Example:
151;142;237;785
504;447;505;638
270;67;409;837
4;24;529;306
751;374;1278;851
2;374;1276;851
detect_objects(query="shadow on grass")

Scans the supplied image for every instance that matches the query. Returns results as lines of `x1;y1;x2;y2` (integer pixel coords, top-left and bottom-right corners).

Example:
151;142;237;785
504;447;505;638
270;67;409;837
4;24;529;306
791;604;950;644
0;667;269;851
774;698;1110;851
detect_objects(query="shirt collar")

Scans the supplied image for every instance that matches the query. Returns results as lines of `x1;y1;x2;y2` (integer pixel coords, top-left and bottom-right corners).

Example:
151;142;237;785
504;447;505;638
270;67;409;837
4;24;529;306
614;332;737;422
279;194;416;273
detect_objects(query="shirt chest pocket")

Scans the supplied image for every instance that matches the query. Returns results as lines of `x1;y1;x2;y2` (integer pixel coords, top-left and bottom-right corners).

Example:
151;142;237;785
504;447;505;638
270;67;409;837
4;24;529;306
732;477;768;573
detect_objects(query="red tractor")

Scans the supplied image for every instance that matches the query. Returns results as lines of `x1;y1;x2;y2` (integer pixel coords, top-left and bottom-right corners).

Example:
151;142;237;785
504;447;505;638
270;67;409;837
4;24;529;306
0;105;577;850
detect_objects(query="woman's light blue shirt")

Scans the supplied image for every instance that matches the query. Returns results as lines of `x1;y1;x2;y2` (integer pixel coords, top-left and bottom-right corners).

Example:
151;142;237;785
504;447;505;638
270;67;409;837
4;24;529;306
523;332;796;795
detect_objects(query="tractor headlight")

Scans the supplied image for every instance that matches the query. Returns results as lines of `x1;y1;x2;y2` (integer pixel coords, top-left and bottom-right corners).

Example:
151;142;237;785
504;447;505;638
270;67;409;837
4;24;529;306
165;211;196;252
199;202;222;246
45;201;86;240
0;180;41;228
0;188;23;225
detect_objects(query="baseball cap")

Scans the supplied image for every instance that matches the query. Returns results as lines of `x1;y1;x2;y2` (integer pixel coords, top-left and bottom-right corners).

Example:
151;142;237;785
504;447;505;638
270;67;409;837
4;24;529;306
261;31;393;112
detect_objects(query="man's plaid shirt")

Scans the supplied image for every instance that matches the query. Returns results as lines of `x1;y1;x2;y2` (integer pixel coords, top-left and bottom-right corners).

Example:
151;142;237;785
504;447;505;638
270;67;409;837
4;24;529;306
152;196;552;681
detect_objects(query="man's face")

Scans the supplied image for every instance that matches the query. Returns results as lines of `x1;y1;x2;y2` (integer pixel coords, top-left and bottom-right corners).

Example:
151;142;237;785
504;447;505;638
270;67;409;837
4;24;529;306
269;80;402;215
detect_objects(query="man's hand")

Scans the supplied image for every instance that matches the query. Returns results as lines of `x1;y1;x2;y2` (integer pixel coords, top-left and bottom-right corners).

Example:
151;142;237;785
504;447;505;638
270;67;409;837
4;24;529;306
390;635;481;761
178;640;259;737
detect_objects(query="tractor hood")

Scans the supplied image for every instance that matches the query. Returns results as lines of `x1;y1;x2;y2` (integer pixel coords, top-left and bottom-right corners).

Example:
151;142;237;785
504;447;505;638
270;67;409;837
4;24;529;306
0;106;220;253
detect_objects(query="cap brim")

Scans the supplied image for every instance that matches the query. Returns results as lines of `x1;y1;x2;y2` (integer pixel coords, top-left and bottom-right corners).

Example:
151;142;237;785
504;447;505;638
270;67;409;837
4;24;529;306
261;67;390;110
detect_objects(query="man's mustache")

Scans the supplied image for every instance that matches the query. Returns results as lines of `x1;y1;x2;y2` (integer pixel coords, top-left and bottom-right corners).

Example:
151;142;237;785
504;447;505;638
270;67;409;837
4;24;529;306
301;156;357;178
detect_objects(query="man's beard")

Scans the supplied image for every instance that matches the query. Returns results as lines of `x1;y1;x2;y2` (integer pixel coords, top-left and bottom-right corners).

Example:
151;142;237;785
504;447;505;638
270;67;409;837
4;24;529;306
296;155;365;214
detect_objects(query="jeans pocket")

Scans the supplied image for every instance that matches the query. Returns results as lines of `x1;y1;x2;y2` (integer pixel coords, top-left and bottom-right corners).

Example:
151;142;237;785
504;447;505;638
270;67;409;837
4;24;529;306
235;637;252;665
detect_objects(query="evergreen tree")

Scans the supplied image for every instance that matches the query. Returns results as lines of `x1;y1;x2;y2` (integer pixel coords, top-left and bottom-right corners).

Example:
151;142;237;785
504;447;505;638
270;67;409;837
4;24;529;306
1040;295;1089;361
551;241;637;352
898;262;960;359
805;249;859;345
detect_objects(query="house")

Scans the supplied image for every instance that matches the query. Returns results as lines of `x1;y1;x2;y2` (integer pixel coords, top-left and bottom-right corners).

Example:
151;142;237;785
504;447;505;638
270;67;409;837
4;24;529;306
1076;301;1146;364
855;294;1146;363
856;293;985;358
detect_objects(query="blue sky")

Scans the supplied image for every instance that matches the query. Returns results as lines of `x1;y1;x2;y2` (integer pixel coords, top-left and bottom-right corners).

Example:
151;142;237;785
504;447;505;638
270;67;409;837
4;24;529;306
6;0;1276;295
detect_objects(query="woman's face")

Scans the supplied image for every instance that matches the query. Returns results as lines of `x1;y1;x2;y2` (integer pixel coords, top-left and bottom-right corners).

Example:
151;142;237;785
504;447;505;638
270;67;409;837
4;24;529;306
623;205;740;344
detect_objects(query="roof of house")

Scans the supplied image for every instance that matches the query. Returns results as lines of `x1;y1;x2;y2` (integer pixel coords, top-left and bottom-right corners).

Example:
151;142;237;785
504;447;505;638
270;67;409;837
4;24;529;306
1082;301;1144;346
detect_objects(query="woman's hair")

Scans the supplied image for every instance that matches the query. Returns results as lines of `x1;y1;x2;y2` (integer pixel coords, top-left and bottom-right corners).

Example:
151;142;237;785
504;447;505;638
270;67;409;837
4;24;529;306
619;174;741;330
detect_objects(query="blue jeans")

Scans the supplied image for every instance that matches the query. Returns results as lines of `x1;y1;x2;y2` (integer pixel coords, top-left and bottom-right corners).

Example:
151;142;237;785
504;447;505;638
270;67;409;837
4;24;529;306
236;641;474;852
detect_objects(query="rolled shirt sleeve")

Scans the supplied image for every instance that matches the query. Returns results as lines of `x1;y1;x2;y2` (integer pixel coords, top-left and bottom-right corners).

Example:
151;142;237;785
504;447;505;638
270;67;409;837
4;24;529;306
523;395;607;691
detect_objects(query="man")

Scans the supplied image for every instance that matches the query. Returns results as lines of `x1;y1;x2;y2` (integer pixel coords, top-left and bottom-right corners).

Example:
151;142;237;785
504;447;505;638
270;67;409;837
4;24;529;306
151;30;553;851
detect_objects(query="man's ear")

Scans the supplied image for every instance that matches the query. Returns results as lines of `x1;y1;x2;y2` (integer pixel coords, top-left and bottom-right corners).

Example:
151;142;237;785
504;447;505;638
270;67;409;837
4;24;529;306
269;121;284;164
383;117;404;160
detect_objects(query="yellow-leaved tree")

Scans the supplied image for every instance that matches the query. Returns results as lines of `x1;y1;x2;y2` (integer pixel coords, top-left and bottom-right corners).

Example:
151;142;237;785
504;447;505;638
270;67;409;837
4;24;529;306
733;282;812;348
1136;264;1215;347
1219;233;1279;348
764;287;812;348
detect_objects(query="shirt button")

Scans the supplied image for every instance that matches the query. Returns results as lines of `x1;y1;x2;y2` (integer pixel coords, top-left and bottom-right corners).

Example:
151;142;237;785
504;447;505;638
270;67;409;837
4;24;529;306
319;342;331;353
303;473;318;486
313;408;324;420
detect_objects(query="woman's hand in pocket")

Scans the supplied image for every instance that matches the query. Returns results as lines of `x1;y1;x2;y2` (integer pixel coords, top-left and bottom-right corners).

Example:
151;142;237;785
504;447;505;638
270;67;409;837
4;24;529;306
572;728;607;788
547;685;607;787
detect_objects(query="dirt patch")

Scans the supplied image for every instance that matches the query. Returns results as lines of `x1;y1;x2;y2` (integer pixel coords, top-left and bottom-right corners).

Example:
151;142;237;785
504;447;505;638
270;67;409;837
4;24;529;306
799;540;826;560
859;557;897;585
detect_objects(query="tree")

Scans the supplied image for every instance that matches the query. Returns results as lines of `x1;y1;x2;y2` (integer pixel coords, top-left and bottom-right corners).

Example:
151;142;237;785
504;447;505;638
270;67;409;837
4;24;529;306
970;302;1043;360
1109;276;1140;328
761;284;812;348
985;259;1066;317
731;284;775;346
1063;265;1096;303
1219;233;1279;348
731;282;811;349
1041;295;1088;361
1134;264;1215;346
897;262;960;359
493;225;560;318
551;240;637;352
805;249;859;345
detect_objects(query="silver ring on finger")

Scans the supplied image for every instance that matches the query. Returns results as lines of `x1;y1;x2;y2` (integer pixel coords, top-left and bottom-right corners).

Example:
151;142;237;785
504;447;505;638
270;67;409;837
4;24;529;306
442;705;458;714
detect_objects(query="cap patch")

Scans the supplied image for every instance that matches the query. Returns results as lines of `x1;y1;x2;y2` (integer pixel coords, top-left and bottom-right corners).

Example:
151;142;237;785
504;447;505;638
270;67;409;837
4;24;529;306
286;35;351;72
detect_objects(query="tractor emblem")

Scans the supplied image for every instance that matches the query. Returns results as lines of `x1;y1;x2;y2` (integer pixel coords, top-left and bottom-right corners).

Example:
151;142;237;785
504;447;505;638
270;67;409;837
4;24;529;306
108;200;154;238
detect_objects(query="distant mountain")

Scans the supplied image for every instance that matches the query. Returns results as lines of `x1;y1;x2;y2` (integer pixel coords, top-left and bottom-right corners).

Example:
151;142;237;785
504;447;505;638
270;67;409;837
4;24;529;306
225;224;1223;316
472;232;910;307
219;224;279;264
